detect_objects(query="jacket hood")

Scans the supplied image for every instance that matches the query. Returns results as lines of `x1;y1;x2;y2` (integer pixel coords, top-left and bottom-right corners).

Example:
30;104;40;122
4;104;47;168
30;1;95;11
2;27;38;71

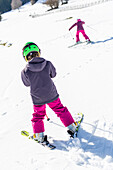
77;19;81;22
25;57;47;72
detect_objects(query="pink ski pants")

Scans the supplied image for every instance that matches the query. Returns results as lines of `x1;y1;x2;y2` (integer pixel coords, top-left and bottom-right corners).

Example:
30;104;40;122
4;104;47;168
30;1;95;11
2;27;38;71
31;98;75;133
76;30;90;42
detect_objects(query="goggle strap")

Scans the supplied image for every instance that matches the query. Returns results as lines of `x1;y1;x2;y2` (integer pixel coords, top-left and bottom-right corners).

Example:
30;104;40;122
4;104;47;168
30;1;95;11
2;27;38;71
25;51;40;62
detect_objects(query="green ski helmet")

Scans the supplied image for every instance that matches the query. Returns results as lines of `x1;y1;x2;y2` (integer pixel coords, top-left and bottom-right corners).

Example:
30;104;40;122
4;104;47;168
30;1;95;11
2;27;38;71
22;42;41;62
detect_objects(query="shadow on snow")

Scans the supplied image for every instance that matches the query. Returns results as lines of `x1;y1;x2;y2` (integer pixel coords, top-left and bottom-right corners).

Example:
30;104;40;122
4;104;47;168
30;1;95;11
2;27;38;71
53;124;113;159
92;37;113;44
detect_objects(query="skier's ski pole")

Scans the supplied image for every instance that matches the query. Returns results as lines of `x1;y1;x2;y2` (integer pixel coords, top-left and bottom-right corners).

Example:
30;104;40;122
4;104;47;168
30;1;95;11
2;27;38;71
45;114;63;127
69;30;74;40
46;114;50;121
86;25;97;32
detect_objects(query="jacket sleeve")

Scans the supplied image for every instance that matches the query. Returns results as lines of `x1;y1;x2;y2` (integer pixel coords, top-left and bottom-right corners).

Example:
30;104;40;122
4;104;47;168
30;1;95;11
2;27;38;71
21;69;30;86
82;21;85;25
69;23;77;31
49;61;57;78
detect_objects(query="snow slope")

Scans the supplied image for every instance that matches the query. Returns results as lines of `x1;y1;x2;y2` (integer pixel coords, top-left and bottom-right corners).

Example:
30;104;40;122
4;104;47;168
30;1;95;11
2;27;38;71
0;0;113;169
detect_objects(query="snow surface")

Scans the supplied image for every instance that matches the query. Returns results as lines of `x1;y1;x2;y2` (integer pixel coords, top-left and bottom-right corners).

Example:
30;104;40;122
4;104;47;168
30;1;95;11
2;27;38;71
0;0;113;169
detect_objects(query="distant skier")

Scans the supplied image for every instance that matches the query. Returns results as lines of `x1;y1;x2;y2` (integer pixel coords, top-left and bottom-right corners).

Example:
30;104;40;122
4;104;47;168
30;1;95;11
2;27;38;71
69;19;91;43
21;42;78;144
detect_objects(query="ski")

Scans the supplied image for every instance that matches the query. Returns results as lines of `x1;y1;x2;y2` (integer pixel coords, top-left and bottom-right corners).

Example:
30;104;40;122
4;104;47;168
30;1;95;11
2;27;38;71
68;41;92;48
74;112;84;137
67;113;84;138
68;41;86;48
21;130;56;150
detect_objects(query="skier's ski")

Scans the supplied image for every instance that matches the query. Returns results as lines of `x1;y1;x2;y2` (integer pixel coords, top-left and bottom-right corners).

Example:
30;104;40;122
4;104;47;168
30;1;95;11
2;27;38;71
67;113;84;138
68;41;92;48
21;130;56;150
74;112;84;137
68;41;86;48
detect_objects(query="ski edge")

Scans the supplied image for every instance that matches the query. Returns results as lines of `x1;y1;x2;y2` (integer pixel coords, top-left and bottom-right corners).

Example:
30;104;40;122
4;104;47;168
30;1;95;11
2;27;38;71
74;113;84;137
67;113;84;138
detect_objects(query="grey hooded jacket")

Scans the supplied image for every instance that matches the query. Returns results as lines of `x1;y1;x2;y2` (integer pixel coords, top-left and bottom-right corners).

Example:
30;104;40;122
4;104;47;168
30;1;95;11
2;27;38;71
21;57;59;105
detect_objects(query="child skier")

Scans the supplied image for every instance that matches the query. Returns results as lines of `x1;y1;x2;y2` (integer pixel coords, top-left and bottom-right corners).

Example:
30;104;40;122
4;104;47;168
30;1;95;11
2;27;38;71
69;19;91;43
21;42;78;144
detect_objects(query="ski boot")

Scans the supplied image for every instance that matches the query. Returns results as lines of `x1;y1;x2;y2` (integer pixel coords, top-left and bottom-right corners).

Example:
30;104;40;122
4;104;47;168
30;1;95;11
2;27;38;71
86;39;91;44
33;133;56;149
33;132;46;142
76;41;81;44
33;133;50;145
67;122;78;138
33;132;50;145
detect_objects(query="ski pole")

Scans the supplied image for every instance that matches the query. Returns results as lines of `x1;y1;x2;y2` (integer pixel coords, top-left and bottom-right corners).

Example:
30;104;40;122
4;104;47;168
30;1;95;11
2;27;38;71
69;30;74;40
86;25;97;32
46;114;50;121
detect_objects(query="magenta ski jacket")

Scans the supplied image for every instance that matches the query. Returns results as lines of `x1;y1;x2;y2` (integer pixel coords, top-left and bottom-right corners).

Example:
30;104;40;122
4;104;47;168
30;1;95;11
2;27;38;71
69;20;85;31
21;57;59;105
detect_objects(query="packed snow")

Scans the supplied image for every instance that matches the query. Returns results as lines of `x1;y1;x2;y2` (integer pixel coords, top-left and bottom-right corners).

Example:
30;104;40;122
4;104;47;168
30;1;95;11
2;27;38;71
0;0;113;169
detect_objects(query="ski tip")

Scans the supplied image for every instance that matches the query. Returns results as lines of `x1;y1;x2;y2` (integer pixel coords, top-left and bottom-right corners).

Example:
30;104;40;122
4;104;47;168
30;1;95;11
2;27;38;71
78;112;84;117
21;130;29;137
